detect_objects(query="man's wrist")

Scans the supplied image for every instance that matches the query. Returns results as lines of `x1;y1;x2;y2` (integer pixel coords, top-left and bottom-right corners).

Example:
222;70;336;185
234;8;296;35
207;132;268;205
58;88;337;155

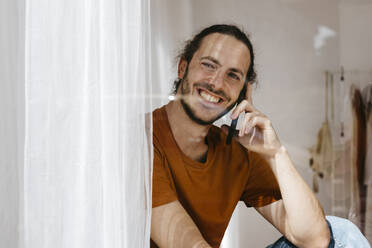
269;146;289;165
274;146;287;157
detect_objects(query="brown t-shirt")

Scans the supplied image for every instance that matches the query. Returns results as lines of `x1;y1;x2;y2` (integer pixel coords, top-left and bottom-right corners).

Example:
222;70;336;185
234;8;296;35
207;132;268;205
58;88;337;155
151;106;282;248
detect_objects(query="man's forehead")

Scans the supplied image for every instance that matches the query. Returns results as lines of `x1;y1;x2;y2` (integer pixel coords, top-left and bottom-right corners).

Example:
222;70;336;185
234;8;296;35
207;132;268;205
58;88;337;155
195;33;251;72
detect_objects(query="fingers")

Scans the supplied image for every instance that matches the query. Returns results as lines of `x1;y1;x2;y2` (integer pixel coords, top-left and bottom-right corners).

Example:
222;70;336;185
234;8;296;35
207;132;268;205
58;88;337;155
231;83;254;119
229;98;270;137
230;100;257;119
239;113;271;137
239;112;254;136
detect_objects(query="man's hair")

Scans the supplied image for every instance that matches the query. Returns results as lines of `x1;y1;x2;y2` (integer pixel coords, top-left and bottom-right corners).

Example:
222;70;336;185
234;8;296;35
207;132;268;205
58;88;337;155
173;24;257;94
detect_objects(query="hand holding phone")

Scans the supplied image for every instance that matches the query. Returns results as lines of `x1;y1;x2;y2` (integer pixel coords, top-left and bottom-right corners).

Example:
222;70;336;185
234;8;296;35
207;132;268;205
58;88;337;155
225;83;282;157
226;83;247;144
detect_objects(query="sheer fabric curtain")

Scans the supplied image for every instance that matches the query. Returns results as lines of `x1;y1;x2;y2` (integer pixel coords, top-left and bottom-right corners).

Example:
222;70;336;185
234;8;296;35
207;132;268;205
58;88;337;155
22;0;152;247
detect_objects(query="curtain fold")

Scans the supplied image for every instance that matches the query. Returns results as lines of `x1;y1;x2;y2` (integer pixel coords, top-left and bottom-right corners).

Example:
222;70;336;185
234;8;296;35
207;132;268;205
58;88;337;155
23;0;152;247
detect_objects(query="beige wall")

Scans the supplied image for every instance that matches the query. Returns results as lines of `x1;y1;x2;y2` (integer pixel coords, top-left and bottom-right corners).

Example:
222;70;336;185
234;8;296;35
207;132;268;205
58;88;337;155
339;0;372;71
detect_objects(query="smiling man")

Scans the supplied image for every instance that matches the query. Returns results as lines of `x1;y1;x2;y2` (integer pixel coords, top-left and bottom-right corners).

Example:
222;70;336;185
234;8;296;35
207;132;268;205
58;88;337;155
177;33;250;126
150;24;367;248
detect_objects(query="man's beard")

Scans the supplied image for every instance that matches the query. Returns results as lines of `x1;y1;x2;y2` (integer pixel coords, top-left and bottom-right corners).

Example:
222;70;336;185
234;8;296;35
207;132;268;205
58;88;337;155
179;77;237;126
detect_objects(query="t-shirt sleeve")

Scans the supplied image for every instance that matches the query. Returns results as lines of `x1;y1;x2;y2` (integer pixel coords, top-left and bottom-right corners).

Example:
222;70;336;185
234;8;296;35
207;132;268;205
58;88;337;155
152;142;178;208
241;151;282;208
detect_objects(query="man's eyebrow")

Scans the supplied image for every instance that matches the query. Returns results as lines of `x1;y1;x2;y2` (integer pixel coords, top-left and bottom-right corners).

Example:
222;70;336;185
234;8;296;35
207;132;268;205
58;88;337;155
200;56;221;66
201;56;244;77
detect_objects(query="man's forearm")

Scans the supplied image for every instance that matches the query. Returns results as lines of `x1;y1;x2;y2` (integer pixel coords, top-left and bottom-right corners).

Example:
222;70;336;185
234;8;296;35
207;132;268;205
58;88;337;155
151;201;212;248
269;147;330;247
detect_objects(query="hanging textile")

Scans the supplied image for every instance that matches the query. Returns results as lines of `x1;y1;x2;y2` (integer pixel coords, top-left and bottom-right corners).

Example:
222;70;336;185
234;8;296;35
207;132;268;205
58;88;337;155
310;70;370;227
362;84;372;185
22;0;152;248
351;86;367;233
309;72;334;192
362;84;372;242
329;72;351;220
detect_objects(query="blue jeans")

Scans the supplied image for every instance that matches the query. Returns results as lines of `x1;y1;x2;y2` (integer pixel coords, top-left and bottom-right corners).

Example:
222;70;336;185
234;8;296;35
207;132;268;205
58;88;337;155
266;216;370;248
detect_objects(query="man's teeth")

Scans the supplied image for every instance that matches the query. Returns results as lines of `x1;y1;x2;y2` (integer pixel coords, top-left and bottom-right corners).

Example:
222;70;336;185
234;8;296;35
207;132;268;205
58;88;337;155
200;91;220;103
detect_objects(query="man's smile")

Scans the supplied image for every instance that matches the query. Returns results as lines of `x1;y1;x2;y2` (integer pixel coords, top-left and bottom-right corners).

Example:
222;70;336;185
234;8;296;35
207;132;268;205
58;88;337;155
197;88;224;104
194;85;231;109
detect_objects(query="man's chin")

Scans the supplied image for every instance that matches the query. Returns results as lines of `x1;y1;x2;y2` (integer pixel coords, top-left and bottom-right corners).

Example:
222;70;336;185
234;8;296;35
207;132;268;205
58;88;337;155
180;99;232;126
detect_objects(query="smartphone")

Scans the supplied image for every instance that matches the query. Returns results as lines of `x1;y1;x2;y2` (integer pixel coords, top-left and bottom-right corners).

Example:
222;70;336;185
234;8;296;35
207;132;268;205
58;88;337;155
226;83;247;145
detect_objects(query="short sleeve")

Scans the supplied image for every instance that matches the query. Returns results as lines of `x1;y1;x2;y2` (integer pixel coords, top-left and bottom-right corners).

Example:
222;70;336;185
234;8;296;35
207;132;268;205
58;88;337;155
152;142;178;208
241;151;282;208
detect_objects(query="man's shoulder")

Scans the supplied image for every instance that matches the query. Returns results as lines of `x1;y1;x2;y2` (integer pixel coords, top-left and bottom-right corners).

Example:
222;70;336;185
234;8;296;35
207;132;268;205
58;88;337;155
152;105;167;122
151;105;173;154
152;105;168;135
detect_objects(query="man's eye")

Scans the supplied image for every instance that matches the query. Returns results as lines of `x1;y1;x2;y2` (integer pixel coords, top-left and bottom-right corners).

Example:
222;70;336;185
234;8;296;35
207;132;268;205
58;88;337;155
201;62;215;69
228;72;240;81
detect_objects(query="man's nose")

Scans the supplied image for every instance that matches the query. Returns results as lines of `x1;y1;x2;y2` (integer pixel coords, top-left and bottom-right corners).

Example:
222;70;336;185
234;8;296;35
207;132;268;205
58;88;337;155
209;70;224;89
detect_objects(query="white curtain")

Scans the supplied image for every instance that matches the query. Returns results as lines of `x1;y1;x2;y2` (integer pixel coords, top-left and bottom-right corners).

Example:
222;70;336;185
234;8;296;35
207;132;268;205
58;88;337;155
22;0;152;247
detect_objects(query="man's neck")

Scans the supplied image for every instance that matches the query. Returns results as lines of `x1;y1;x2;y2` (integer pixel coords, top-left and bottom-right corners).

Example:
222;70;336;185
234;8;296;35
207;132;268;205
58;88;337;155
165;100;210;162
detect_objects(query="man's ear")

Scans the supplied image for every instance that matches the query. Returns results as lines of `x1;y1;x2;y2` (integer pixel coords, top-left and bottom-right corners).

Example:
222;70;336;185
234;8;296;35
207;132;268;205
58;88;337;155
178;59;187;79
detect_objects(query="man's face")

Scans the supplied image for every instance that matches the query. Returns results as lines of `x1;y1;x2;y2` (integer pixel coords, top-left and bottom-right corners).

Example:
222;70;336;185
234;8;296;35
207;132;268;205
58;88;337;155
177;33;251;125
